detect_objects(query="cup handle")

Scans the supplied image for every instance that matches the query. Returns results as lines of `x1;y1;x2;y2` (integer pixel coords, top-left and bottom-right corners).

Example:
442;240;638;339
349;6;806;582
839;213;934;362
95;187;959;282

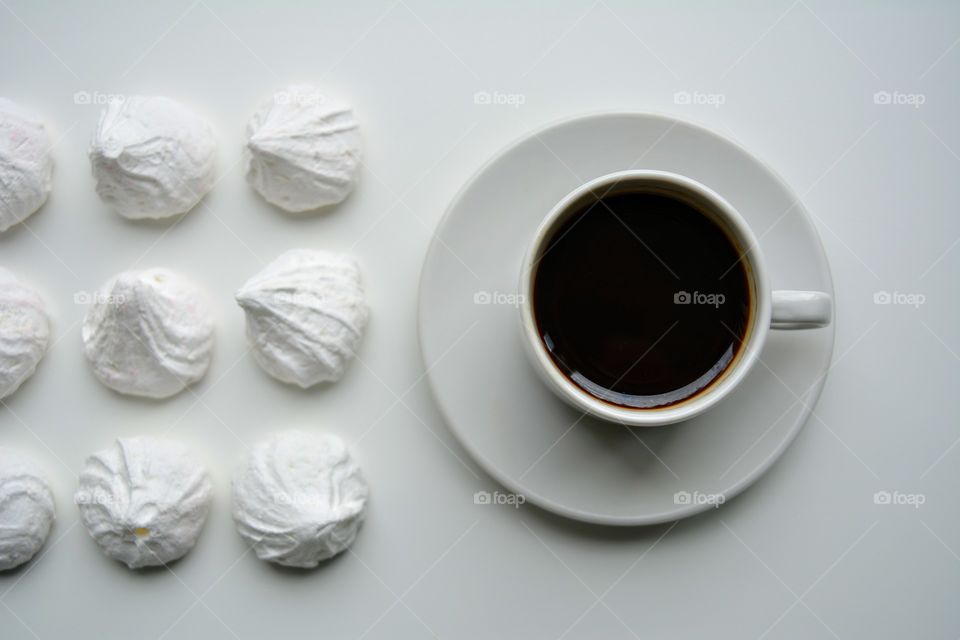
771;291;832;329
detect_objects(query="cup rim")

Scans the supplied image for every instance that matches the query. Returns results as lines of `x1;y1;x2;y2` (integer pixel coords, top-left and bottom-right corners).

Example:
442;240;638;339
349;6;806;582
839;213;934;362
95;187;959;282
518;169;772;427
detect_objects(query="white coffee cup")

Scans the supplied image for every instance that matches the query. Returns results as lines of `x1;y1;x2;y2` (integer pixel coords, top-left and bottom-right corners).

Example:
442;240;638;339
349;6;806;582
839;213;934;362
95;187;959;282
518;170;832;427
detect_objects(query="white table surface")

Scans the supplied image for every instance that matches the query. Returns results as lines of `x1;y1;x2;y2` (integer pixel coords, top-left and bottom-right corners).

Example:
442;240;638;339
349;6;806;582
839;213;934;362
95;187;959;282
1;1;957;638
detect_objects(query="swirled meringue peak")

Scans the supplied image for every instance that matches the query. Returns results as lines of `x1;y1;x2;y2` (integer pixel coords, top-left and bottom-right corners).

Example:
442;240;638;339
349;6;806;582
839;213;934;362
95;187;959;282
244;85;361;212
235;249;368;387
0;99;53;232
0;448;55;571
81;268;214;399
89;96;216;220
232;430;368;568
75;437;212;569
0;268;50;400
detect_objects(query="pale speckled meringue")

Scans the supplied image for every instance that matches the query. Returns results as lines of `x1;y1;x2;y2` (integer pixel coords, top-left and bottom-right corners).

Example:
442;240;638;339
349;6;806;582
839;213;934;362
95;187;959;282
89;96;216;220
0;448;55;571
232;430;368;568
235;249;368;387
244;85;361;212
75;436;212;569
0;268;50;400
81;268;214;399
0;99;53;232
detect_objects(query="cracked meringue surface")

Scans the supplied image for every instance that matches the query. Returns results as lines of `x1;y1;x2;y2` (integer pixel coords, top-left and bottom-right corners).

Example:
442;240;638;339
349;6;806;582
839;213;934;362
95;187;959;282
75;436;212;569
89;96;216;220
232;430;368;568
244;85;361;212
81;268;214;399
0;448;55;571
0;267;50;400
235;249;368;388
0;98;53;233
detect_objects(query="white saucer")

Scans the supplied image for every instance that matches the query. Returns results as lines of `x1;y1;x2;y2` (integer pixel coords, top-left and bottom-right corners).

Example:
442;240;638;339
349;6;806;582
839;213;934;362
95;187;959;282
418;112;835;526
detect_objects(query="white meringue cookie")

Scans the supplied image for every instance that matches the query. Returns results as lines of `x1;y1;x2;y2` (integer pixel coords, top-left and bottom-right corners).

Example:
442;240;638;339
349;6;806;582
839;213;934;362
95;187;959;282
232;430;368;568
75;436;212;569
81;268;214;399
0;448;55;571
0;99;53;232
89;96;216;220
235;249;368;387
0;268;50;400
244;85;361;212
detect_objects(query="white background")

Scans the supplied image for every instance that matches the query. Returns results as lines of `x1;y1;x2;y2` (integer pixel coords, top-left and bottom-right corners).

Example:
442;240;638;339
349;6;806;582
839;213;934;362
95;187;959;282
1;1;958;638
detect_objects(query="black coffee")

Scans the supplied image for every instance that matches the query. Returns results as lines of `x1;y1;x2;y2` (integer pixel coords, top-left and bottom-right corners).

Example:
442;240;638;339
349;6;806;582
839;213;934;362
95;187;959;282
532;189;751;409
